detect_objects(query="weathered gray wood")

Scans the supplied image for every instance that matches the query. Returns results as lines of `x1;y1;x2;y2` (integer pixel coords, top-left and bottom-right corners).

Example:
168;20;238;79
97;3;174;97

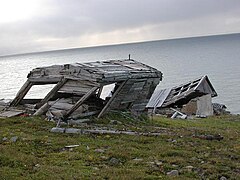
28;77;62;84
10;59;162;118
50;102;73;110
34;103;51;116
10;80;33;106
51;127;162;136
64;87;98;119
0;109;25;117
36;78;68;108
58;80;100;95
62;79;97;87
59;86;93;95
98;81;127;118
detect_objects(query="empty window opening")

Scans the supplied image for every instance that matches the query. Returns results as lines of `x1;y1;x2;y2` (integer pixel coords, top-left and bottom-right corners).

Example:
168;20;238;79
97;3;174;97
100;83;116;100
24;84;56;99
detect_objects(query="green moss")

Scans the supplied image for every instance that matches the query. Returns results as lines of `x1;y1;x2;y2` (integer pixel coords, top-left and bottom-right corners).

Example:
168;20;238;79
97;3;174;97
0;115;239;179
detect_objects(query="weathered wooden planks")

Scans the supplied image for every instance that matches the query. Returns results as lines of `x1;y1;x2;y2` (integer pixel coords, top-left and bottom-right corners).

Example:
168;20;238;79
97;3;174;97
36;78;68;108
10;80;33;106
9;59;162;119
64;87;98;119
0;109;25;118
98;81;128;118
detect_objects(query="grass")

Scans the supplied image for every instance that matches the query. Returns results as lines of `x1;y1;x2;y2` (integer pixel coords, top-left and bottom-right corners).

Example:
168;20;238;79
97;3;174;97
0;114;239;179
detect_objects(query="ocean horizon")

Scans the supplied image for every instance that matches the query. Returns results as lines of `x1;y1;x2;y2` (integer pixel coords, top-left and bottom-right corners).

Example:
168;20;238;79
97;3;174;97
0;33;240;114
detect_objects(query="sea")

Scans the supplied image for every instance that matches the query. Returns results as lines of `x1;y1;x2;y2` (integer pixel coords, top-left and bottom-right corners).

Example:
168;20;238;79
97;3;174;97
0;33;240;114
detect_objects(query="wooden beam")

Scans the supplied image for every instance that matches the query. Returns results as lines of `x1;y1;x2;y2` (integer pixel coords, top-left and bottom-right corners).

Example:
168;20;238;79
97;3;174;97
63;87;98;119
28;77;62;84
10;80;33;106
96;85;103;98
33;102;51;116
97;80;127;118
36;78;68;109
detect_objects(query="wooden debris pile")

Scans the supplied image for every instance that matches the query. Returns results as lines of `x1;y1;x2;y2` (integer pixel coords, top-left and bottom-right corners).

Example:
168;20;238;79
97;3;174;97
0;59;162;120
146;75;225;118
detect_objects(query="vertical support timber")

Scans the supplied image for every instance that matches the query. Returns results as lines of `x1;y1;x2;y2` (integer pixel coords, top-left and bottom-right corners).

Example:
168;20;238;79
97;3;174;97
36;78;68;109
98;80;127;118
96;85;103;98
63;87;98;119
10;80;33;106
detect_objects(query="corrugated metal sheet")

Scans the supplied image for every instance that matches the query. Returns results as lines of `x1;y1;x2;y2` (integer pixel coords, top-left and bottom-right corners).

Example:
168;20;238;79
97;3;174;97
146;88;171;108
146;75;217;110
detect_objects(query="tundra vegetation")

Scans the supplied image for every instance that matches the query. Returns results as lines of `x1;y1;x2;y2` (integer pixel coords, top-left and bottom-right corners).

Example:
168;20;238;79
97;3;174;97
0;114;239;179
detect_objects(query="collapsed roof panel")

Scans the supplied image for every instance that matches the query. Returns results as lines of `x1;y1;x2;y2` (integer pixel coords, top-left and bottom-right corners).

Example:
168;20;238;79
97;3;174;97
146;75;217;110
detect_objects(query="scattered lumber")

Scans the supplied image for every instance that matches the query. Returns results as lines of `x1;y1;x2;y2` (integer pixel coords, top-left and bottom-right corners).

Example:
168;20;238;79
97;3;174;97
51;127;162;136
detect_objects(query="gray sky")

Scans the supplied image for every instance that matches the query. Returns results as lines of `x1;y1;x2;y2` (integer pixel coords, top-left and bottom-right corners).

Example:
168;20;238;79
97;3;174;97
0;0;240;56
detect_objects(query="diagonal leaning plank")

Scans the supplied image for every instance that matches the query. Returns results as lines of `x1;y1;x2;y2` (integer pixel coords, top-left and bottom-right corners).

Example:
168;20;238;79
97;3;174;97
97;80;127;118
10;80;33;107
36;78;68;109
63;86;98;119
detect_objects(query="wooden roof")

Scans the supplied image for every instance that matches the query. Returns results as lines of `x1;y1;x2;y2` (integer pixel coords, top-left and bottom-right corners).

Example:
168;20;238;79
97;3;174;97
28;59;162;84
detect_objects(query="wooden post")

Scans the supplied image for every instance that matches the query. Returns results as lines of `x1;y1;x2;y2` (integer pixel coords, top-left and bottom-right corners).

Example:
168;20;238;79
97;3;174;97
33;102;51;116
96;85;103;98
10;80;33;106
97;81;127;118
36;78;68;109
63;87;98;119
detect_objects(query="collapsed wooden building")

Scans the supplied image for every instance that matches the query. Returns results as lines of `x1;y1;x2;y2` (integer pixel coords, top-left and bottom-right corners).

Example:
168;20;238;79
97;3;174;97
146;75;218;117
1;59;162;119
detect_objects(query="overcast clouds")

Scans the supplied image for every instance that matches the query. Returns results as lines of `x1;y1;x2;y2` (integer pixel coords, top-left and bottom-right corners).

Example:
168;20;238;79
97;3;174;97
0;0;240;56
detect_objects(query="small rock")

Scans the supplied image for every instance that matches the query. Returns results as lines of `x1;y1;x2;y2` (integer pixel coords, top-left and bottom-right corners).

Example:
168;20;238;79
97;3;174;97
100;156;108;160
65;145;80;148
94;148;105;153
133;158;143;162
172;139;177;143
220;176;227;180
86;146;90;150
204;153;210;157
167;170;179;176
154;160;163;166
109;157;120;166
10;136;18;142
93;167;99;171
51;127;65;133
65;128;81;134
185;165;194;172
190;157;197;161
2;137;8;141
35;164;40;168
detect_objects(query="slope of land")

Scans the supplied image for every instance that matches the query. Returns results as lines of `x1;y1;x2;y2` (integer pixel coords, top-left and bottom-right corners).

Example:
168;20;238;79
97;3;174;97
0;114;239;179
